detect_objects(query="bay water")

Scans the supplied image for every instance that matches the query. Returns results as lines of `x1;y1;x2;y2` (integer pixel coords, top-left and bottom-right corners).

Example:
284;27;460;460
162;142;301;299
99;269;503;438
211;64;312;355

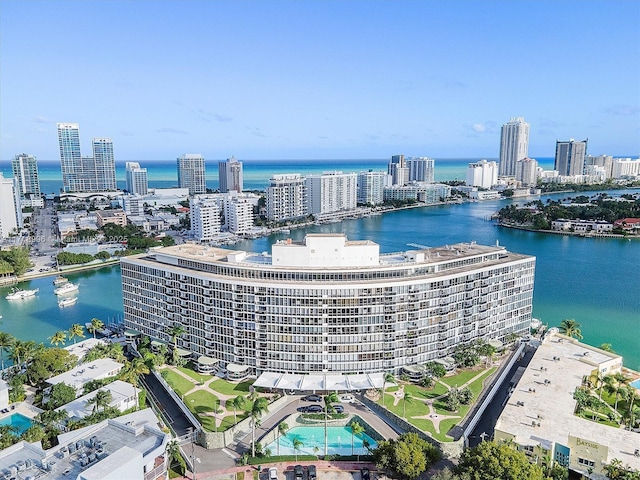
0;159;637;369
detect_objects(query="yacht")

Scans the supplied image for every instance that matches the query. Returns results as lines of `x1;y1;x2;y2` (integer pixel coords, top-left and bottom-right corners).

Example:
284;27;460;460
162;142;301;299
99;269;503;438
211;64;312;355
6;288;39;300
58;296;78;307
53;275;69;286
54;282;79;295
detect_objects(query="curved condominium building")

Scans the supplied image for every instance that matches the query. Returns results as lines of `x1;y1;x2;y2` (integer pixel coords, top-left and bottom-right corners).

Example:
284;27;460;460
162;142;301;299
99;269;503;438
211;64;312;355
121;234;535;383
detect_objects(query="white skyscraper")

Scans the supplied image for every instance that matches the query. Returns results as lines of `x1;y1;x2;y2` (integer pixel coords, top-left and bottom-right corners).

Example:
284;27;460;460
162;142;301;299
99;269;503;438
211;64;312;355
125;162;148;195
226;197;254;234
388;154;409;186
0;173;22;238
555;139;588;176
305;171;357;215
407;157;435;183
177;154;206;195
12;153;41;199
57;123;117;192
357;170;389;205
218;156;243;193
499;117;530;177
266;174;306;221
466;160;498;189
515;158;539;186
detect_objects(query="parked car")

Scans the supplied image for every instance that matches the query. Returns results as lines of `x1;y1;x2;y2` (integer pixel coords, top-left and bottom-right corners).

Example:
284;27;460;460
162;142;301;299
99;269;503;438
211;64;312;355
308;465;317;480
361;468;370;480
331;405;344;413
294;465;304;480
306;404;323;413
269;468;278;480
339;394;355;403
302;394;322;402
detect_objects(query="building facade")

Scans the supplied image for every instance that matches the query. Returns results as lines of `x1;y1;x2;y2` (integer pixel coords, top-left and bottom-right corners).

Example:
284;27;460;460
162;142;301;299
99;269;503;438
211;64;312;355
407;157;435;183
57;123;82;192
305;172;357;215
383;183;451;203
0;174;22;238
555;139;588;176
515;157;539;186
125;162;148;195
585;155;613;179
190;196;222;241
499;117;530;177
226;197;254;234
357;171;389;205
177;154;206;195
91;138;117;191
12;153;41;199
218;156;243;193
611;158;640;178
121;235;535;382
388;154;409;186
265;174;306;221
466;160;498;189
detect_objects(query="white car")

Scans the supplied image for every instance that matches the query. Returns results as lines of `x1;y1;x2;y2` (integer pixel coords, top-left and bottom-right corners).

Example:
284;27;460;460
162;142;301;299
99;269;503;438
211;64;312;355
269;468;278;480
340;394;355;403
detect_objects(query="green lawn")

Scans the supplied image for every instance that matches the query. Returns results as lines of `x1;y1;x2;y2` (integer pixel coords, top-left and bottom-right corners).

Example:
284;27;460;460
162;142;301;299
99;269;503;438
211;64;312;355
209;378;252;396
440;369;486;388
178;366;213;384
162;368;196;396
184;390;223;432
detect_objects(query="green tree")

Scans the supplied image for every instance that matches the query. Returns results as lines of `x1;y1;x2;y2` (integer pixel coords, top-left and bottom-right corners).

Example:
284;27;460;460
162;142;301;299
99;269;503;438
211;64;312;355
68;323;85;344
230;395;245;426
0;246;32;276
323;391;339;456
277;421;289;456
0;425;18;449
426;361;447;379
166;323;186;364
166;439;187;476
48;330;67;347
456;441;545;480
373;433;440;480
446;387;460;412
26;348;77;386
604;372;630;415
0;331;15;371
349;420;365;459
293;437;303;462
88;318;105;338
558;319;583;340
47;382;77;409
382;372;396;408
248;397;269;458
403;391;413;419
87;389;112;413
119;357;150;407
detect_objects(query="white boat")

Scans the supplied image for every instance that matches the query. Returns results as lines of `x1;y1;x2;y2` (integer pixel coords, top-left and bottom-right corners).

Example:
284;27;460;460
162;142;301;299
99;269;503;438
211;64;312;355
54;282;79;295
53;276;69;286
58;296;78;307
6;288;39;300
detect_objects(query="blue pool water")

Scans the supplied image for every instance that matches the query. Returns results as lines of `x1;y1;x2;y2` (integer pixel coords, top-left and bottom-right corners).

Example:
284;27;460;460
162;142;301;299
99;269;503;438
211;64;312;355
0;413;33;436
265;425;378;456
631;379;640;390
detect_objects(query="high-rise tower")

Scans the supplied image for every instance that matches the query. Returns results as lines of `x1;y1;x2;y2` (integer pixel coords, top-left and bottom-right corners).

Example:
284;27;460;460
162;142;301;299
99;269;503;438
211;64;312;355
92;138;117;191
499;117;530;177
57;123;82;192
125;162;148;195
555;139;588;176
177;154;206;195
218;156;243;193
12;153;41;199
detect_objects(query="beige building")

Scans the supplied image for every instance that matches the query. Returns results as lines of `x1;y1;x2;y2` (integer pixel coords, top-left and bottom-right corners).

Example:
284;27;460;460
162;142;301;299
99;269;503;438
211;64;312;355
96;209;127;228
494;332;637;479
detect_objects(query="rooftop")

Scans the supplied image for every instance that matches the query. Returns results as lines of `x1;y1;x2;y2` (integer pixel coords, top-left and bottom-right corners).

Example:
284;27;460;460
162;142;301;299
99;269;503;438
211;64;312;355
56;380;140;420
495;332;637;470
46;359;123;390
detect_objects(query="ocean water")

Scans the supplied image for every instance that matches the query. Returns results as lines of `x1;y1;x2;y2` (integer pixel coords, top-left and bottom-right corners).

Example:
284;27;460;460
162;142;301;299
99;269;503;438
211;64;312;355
1;157;556;194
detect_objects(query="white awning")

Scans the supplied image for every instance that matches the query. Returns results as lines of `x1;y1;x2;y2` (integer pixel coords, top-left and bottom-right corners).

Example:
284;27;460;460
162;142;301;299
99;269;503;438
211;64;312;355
253;372;384;392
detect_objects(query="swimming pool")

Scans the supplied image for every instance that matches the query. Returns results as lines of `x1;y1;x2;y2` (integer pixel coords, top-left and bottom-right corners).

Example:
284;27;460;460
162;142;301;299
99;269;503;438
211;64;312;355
631;379;640;390
265;425;378;456
0;413;33;436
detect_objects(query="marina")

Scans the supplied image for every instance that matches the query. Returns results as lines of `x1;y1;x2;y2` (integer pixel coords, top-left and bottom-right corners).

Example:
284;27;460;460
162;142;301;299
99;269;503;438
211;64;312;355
5;288;39;301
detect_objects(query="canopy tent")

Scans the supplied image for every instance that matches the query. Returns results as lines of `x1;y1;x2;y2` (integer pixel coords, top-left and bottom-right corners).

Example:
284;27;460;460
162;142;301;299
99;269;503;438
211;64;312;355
253;372;384;392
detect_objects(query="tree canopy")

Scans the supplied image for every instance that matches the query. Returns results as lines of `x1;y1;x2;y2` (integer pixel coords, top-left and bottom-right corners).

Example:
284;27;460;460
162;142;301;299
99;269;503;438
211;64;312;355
456;441;545;480
373;432;441;480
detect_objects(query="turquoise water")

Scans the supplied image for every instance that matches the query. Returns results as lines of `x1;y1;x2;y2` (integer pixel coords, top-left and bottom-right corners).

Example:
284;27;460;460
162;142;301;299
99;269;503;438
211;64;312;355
0;413;33;435
265;425;377;456
631;379;640;390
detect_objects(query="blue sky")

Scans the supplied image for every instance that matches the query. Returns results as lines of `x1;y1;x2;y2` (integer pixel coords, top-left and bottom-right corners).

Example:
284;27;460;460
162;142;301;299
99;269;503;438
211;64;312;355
1;0;638;161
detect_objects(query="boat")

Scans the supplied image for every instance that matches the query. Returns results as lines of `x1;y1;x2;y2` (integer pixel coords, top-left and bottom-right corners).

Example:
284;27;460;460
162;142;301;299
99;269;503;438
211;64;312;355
58;296;78;307
53;275;69;286
6;288;39;300
54;282;79;295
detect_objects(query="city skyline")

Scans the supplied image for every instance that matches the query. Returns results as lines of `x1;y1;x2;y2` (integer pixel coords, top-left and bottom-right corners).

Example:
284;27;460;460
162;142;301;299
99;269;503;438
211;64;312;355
1;1;639;162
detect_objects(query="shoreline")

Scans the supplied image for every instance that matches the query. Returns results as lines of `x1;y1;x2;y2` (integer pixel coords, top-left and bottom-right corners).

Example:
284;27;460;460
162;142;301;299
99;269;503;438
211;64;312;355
497;223;639;239
16;258;121;283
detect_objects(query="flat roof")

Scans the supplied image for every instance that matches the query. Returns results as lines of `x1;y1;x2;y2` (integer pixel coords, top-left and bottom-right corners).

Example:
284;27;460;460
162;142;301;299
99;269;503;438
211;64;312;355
253;372;383;391
46;359;124;390
56;380;139;420
495;333;637;469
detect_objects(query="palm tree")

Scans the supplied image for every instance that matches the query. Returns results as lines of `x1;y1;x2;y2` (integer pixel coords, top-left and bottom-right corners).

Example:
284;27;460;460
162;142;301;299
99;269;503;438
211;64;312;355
120;357;150;408
292;437;303;462
624;384;638;428
167;323;186;351
48;331;67;347
230;395;244;425
0;332;15;371
248;397;269;458
558;319;583;340
88;318;105;338
403;391;413;419
68;323;85;344
323;392;339;456
604;373;629;414
10;340;38;370
87;389;112;413
277;421;289;457
382;372;396;408
349;420;364;459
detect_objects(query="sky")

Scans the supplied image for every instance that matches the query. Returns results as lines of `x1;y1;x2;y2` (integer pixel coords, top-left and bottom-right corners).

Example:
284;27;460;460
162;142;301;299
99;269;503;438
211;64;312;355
1;0;639;162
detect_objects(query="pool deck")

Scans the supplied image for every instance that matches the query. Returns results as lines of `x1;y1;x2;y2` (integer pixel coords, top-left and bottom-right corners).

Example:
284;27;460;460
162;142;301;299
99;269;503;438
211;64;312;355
0;402;42;422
